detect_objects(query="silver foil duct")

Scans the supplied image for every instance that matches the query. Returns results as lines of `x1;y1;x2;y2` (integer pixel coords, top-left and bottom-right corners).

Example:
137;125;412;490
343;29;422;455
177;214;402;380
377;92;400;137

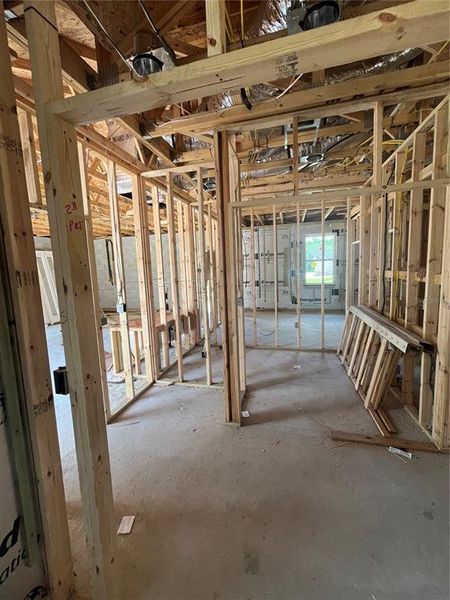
324;48;422;84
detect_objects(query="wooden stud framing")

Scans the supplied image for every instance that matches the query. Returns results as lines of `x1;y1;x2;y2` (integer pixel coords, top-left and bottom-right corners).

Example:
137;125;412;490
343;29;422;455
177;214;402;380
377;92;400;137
17;108;42;206
432;184;450;447
0;14;73;597
214;131;242;423
205;0;226;57
250;208;257;345
185;201;199;346
207;202;218;345
420;102;449;427
24;2;116;596
197;168;212;384
236;175;246;393
78;144;111;420
368;101;382;308
166;173;184;382
177;199;187;319
321;198;325;349
336;97;450;447
402;353;415;406
404;132;426;328
107;160;135;403
131;174;157;384
358;196;370;304
345;197;352;313
389;150;407;321
151;184;170;370
293;118;302;348
296;201;302;348
213;216;221;332
273;204;278;348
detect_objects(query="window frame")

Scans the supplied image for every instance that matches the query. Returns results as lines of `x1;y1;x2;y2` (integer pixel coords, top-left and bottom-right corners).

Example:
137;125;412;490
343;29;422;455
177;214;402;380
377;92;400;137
303;232;337;287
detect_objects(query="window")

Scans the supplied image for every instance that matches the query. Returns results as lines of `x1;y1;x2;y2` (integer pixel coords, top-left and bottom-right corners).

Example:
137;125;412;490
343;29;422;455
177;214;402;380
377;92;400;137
304;233;336;285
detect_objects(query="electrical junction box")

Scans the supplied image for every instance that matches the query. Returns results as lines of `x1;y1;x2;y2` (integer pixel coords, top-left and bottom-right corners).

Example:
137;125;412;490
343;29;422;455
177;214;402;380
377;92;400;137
53;367;69;395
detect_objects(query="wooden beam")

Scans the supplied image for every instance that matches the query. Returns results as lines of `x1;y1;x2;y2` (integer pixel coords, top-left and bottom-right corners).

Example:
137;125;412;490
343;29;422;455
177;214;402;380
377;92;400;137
231;83;447;133
151;61;449;137
155;0;191;33
240;176;368;197
0;12;73;598
7;14;97;93
221;117;405;165
24;3;116;597
214;131;242;423
17;108;42;205
9;4;205;205
48;2;450;125
205;0;226;56
143;162;215;178
232;178;450;209
330;432;444;454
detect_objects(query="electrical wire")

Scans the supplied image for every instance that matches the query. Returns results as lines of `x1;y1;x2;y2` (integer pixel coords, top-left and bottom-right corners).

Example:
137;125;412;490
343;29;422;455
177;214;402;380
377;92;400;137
137;0;177;64
276;73;304;100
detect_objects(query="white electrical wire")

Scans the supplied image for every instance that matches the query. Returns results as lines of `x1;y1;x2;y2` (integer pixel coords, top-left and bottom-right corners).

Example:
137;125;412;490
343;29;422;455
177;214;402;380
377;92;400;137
276;73;304;100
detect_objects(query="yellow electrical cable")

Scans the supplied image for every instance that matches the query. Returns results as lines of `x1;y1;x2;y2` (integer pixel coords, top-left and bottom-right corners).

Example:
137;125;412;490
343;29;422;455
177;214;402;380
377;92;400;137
240;0;245;40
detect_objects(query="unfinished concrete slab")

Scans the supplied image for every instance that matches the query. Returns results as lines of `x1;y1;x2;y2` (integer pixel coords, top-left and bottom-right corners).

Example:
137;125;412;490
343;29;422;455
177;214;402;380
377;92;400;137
61;349;449;600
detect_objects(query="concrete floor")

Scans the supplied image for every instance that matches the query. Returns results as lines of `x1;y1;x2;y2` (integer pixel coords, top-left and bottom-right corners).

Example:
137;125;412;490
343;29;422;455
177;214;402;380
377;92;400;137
46;311;343;451
243;310;345;349
51;339;449;600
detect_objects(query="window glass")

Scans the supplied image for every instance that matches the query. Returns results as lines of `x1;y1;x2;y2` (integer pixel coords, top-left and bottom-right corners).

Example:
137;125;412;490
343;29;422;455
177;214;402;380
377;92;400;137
304;233;335;285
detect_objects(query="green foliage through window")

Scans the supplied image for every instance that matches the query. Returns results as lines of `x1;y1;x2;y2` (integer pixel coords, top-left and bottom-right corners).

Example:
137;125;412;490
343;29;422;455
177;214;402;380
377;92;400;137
304;233;335;285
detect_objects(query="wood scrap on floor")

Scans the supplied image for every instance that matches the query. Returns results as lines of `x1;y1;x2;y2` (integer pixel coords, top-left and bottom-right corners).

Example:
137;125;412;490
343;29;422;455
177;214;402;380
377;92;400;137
117;515;135;535
330;432;448;455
